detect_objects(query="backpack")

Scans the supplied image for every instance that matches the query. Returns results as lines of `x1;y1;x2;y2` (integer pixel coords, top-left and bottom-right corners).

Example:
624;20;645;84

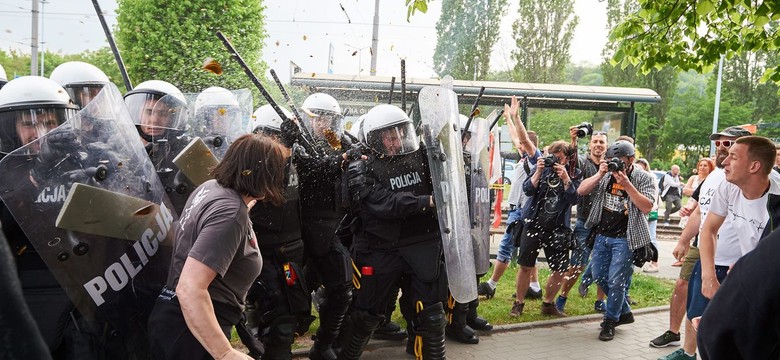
658;171;670;197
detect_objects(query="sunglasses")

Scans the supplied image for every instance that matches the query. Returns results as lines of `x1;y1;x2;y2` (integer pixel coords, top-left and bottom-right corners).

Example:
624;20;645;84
715;140;734;148
593;131;607;136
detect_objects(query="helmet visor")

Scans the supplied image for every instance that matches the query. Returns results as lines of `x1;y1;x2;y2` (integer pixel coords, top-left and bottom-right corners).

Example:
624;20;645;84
302;109;342;142
366;122;419;156
194;105;242;136
124;93;187;136
65;84;105;109
0;107;76;154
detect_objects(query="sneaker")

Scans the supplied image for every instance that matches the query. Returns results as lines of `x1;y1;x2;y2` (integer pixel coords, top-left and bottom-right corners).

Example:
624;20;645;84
578;280;589;297
477;282;496;299
594;300;606;313
598;319;616;341
650;330;681;348
509;301;524;317
616;312;634;326
643;263;659;273
540;302;567;317
657;348;696;360
525;287;543;300
555;295;567;312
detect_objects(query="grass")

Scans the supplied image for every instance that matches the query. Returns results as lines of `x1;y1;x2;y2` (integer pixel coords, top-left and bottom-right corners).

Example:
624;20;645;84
233;261;674;350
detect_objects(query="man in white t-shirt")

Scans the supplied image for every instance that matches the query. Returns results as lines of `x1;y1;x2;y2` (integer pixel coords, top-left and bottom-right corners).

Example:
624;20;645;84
700;136;780;298
656;126;752;360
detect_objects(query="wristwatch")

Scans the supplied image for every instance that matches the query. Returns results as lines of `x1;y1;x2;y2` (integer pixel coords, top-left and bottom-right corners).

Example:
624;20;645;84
564;179;572;187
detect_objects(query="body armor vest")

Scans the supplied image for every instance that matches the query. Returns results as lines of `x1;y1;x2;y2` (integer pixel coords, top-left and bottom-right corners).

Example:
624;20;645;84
250;163;302;248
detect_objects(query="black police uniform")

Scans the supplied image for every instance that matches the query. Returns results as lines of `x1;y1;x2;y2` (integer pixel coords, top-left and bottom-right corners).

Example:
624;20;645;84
340;146;448;360
294;135;355;360
246;160;313;359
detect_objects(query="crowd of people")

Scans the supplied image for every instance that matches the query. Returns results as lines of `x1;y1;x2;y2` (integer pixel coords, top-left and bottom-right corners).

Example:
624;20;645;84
0;59;778;360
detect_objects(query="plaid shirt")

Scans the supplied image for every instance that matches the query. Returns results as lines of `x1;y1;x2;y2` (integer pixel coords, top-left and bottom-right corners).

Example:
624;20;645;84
585;166;657;250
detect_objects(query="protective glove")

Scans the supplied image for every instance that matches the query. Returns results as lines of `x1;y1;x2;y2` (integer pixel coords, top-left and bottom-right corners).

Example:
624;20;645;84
279;117;302;148
31;130;80;184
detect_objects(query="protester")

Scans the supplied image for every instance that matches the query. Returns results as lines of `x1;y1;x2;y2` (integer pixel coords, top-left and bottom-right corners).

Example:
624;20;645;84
148;134;287;360
661;165;684;225
635;158;660;273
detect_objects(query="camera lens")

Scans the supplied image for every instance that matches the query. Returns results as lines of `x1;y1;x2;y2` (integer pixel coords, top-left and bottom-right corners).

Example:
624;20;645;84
576;129;587;138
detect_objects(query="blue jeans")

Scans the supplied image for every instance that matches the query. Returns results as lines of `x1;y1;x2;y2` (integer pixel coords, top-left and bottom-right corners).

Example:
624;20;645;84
496;207;523;263
590;234;633;322
569;218;592;267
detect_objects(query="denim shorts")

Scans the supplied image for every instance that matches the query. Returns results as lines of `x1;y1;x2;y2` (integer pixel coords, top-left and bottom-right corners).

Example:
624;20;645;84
686;260;729;320
496;207;523;263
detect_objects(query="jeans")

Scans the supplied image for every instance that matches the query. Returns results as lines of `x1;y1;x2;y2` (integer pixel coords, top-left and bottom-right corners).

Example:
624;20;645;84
569;218;592;267
496;207;523;263
590;234;634;322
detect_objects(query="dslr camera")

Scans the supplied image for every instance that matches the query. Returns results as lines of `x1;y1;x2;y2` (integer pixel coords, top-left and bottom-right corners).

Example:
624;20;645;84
543;154;558;167
607;157;625;172
575;122;594;138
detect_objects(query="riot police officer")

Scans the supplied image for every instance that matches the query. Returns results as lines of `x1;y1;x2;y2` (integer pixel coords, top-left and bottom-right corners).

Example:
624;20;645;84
123;80;192;214
341;104;448;360
49;61;110;109
443;115;493;345
192;86;243;159
286;93;356;360
244;105;314;359
0;76;83;358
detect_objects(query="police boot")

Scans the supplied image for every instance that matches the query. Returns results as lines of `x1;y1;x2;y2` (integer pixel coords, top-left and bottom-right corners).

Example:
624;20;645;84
372;319;407;341
414;302;447;360
466;298;493;332
336;309;384;360
310;286;352;360
260;316;297;360
405;324;416;356
445;300;478;344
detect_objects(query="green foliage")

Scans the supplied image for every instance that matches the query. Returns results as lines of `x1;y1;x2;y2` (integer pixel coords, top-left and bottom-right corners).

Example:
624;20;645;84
511;0;579;83
116;0;269;105
526;109;591;147
609;0;780;83
406;0;431;21
433;0;507;80
0;48;124;89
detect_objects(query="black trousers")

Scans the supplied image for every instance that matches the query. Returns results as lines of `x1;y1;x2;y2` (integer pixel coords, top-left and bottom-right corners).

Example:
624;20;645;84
148;298;232;360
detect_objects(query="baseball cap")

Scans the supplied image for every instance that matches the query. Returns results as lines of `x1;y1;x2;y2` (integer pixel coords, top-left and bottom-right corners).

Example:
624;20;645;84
709;126;752;140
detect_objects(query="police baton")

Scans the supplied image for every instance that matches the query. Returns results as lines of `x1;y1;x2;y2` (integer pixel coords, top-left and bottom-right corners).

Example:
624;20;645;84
268;69;323;156
92;0;132;91
462;86;485;141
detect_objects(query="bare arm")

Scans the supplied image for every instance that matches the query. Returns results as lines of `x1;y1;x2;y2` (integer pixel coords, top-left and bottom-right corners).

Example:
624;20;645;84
699;211;726;299
177;257;252;360
673;204;701;261
503;96;536;156
577;160;607;196
682;176;696;197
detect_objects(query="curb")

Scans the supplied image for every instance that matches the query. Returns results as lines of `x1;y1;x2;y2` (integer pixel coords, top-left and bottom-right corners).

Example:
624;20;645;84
291;305;669;358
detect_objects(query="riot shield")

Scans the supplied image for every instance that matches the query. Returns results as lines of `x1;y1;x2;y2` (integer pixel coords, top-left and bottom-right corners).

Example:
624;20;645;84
468;116;491;275
0;83;176;359
418;81;477;303
185;88;252;160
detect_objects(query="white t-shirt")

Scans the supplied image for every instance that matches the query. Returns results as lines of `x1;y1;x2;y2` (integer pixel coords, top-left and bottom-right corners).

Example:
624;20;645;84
709;170;780;257
698;168;742;266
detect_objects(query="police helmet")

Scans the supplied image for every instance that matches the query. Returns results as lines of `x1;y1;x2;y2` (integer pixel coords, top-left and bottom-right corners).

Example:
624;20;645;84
123;80;188;140
194;86;240;135
49;61;109;108
301;93;342;141
362;104;419;156
0;76;78;154
251;104;291;135
605;140;635;158
347;115;366;143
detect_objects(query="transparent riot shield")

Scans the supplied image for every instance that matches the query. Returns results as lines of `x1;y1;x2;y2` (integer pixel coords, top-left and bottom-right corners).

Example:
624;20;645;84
468;116;491;275
0;83;176;359
418;80;477;303
185;88;252;160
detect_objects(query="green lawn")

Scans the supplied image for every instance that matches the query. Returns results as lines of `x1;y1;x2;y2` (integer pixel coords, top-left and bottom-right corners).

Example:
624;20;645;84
240;262;674;350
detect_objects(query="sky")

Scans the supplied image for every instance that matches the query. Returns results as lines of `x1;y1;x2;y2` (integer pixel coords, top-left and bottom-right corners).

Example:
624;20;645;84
0;0;608;82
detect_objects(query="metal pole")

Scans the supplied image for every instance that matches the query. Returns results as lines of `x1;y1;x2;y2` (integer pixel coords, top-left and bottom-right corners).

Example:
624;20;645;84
473;56;478;81
30;0;39;76
710;56;724;157
40;0;47;76
400;59;406;112
370;0;379;76
92;0;133;91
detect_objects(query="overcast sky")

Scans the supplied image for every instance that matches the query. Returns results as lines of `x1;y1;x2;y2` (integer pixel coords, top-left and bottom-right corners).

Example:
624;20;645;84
0;0;608;82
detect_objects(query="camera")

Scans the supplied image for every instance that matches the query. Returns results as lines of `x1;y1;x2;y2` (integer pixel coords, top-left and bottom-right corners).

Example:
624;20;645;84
575;122;594;138
543;154;558;167
607;157;625;172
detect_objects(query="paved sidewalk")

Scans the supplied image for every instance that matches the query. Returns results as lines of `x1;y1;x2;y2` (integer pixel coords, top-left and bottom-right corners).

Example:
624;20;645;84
358;307;684;360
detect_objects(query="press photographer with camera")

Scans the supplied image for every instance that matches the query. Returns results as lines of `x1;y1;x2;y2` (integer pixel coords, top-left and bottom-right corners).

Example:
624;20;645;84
509;140;580;318
577;140;656;342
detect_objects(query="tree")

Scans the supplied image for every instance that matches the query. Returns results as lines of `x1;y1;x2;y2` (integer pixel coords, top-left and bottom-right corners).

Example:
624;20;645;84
609;0;780;83
510;0;579;83
433;0;507;80
601;0;678;162
116;0;268;101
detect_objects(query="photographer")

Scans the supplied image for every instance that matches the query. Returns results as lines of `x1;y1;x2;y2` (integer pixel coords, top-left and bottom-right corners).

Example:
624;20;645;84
509;141;580;318
577;140;656;342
